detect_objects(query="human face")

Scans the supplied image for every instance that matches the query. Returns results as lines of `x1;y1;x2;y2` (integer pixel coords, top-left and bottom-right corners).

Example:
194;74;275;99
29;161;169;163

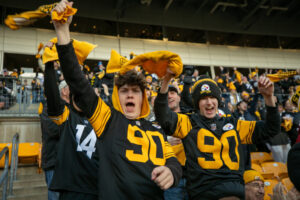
168;91;180;112
239;101;248;112
285;100;294;112
198;96;218;119
245;180;265;200
118;84;143;119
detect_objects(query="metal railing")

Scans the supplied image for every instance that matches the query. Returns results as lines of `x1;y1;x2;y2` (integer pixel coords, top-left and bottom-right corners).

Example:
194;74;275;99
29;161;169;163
0;147;9;200
0;77;43;117
9;133;19;195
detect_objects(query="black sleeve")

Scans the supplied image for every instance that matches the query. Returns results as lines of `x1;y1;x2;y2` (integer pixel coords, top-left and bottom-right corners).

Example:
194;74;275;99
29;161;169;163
154;93;178;135
165;157;182;187
44;62;64;116
56;42;98;118
181;76;194;109
252;106;280;144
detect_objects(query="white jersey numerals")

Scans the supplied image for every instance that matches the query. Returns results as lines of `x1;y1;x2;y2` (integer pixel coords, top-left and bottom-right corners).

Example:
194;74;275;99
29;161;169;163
75;124;97;159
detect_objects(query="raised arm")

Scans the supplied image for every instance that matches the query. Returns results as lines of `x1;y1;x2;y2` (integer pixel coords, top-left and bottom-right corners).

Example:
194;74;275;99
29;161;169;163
51;0;98;118
238;76;280;144
44;61;65;117
154;71;179;136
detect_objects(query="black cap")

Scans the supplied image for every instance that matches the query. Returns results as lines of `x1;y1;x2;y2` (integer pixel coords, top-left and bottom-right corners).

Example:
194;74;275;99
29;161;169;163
191;75;221;109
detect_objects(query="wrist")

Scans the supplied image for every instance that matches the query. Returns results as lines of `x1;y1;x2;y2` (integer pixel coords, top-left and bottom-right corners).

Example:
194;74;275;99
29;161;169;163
55;28;71;45
263;95;276;107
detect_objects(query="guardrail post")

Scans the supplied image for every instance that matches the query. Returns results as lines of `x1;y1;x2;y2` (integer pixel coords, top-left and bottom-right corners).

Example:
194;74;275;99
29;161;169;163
9;133;19;195
0;147;9;200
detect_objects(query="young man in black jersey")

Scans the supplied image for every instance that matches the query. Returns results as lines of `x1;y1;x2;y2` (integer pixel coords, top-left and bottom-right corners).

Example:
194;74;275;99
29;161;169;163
155;71;280;199
44;54;98;200
50;1;182;199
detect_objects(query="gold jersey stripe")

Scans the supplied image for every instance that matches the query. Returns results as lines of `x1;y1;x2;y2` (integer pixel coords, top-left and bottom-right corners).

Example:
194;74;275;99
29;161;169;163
90;98;102;124
89;98;111;138
49;105;70;125
237;120;256;144
173;113;192;139
164;142;176;159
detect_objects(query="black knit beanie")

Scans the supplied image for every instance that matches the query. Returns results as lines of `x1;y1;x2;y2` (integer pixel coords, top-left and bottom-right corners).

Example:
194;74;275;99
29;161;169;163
287;142;300;192
191;76;221;109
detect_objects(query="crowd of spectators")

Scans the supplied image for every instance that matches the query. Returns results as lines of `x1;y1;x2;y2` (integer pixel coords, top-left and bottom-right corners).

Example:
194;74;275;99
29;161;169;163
84;63;300;156
0;68;43;110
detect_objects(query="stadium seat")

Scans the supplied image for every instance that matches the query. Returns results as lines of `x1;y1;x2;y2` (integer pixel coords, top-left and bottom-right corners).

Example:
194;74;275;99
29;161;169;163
18;143;41;164
261;162;288;180
281;178;294;191
0;143;12;168
264;179;279;200
251;152;274;164
251;163;264;174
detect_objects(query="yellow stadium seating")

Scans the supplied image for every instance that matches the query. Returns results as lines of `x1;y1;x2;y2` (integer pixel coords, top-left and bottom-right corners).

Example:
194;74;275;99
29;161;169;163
0;143;12;168
261;162;288;179
18;143;41;164
264;179;279;200
251;152;274;164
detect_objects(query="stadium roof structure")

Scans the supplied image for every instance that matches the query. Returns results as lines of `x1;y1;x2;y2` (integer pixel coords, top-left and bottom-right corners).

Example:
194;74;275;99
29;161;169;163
1;0;300;49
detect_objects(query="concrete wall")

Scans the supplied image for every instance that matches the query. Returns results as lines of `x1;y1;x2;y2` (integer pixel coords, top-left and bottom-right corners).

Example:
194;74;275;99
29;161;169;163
1;25;299;72
0;118;42;143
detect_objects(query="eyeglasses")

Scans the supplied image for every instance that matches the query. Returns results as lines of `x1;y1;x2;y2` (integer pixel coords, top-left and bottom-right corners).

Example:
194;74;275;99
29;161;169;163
248;182;265;189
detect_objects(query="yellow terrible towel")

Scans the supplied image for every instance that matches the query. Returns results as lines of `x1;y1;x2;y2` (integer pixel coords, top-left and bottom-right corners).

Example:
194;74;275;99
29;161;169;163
4;3;77;30
267;70;297;82
42;38;97;65
107;50;183;78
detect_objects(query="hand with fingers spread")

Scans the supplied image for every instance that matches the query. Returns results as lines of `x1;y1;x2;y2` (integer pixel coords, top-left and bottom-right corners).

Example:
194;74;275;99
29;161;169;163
51;0;73;45
151;166;174;190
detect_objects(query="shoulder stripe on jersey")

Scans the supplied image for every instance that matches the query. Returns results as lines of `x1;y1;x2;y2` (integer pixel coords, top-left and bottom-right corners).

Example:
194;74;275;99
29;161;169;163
173;113;192;139
90;99;102;124
237;120;256;144
164;142;175;159
49;105;70;125
88;97;111;138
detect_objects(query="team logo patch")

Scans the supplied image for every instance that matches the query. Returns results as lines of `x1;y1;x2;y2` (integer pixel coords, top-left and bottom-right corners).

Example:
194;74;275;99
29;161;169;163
218;109;225;117
210;123;216;131
201;84;210;91
223;123;234;131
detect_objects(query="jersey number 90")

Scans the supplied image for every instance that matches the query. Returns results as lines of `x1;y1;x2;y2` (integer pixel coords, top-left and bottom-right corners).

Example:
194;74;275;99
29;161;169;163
126;124;165;165
197;129;240;170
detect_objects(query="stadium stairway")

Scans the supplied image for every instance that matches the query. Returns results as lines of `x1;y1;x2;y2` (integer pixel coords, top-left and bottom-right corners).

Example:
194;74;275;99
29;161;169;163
0;165;47;200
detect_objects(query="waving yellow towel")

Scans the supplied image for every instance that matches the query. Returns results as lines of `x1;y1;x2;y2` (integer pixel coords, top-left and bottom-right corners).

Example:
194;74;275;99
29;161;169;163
42;38;97;65
107;50;183;78
267;70;297;82
5;3;77;30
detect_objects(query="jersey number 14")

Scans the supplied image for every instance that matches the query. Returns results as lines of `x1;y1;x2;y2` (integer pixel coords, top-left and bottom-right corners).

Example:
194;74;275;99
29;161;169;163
76;124;97;159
